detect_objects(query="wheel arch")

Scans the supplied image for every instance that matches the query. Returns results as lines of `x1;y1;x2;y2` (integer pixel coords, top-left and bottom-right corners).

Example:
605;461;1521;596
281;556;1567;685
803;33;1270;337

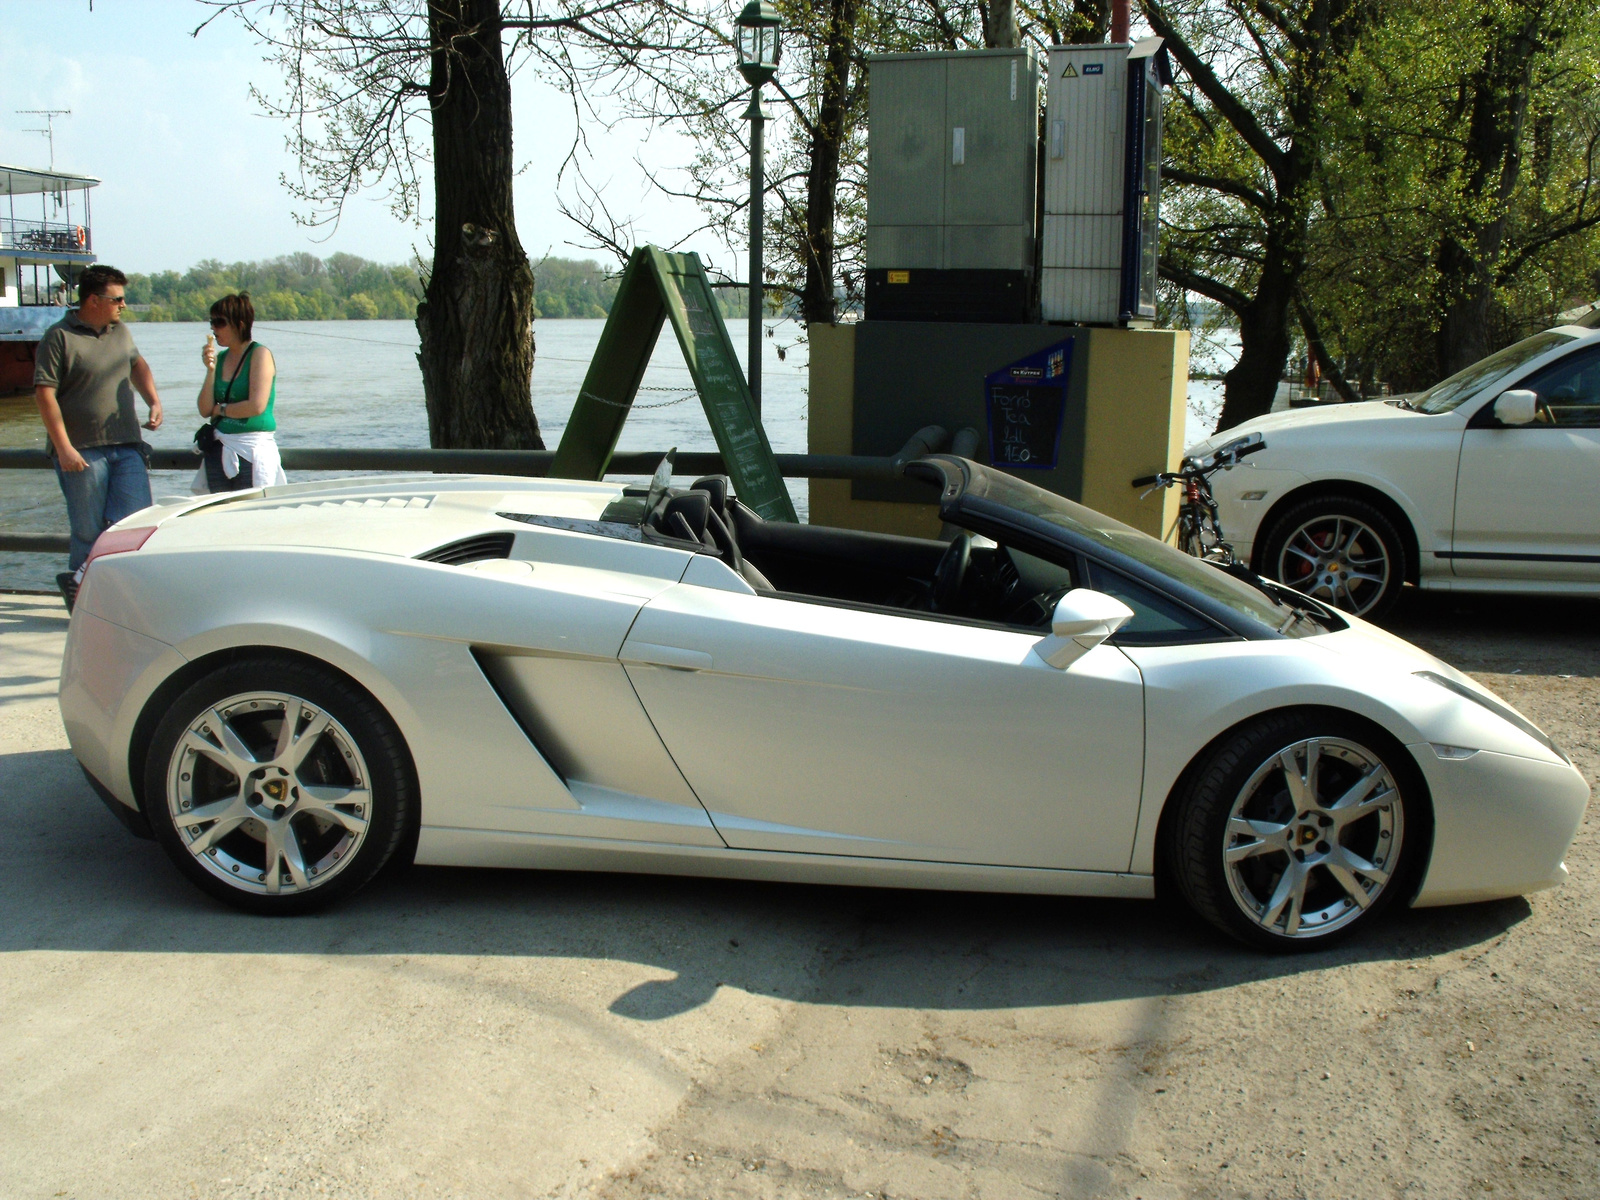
127;646;418;837
1249;480;1423;586
1151;703;1437;905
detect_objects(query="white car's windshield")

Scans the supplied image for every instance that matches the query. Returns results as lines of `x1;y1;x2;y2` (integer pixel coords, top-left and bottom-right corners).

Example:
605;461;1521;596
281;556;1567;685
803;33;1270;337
1413;330;1576;413
961;464;1317;635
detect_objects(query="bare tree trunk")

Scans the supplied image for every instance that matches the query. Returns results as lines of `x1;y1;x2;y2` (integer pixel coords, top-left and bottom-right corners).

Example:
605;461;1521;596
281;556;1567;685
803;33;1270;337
800;0;859;325
416;0;543;449
984;0;1019;47
1146;0;1367;432
1218;260;1297;431
1295;293;1360;402
1432;8;1542;378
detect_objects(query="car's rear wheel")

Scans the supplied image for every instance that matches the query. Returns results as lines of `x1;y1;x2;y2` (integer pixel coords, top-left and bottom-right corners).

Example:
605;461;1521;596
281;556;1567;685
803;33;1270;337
144;657;416;914
1166;712;1426;952
1258;495;1407;619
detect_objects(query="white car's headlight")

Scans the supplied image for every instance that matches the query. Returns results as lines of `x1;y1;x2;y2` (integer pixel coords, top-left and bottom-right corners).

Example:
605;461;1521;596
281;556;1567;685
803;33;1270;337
1413;670;1566;763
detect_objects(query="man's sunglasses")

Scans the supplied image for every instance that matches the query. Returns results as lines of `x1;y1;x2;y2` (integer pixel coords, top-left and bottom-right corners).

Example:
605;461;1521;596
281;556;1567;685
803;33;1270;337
98;294;128;306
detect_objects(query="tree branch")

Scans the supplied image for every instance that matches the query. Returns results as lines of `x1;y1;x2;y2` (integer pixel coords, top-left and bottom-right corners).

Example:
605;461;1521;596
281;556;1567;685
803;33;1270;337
1162;165;1270;210
1141;0;1288;181
1159;260;1250;314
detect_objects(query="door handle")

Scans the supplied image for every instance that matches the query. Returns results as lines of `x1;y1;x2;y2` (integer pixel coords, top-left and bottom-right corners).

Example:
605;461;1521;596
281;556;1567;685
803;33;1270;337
622;642;713;671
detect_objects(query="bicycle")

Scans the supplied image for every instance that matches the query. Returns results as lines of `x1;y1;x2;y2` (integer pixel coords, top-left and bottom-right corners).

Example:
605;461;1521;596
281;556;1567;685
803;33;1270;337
1132;433;1266;564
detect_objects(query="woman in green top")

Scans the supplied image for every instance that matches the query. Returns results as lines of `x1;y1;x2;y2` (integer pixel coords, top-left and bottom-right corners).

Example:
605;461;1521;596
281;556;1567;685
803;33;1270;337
195;291;285;492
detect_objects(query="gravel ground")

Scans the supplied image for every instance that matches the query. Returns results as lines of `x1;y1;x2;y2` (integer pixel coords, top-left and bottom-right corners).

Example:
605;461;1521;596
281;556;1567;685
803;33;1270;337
1;588;1596;1200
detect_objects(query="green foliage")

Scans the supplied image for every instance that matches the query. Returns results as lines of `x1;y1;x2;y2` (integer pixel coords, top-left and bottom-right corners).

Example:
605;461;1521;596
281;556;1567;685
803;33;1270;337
1156;0;1600;404
122;253;735;322
1304;0;1600;389
530;256;613;319
124;254;424;322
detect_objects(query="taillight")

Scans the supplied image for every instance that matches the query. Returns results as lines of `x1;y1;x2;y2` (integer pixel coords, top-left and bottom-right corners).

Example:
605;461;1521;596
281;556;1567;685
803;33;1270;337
84;526;156;569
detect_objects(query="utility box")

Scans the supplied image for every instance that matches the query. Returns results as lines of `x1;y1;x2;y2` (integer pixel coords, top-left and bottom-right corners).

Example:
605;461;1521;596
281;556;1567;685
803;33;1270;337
865;48;1040;323
1041;37;1171;325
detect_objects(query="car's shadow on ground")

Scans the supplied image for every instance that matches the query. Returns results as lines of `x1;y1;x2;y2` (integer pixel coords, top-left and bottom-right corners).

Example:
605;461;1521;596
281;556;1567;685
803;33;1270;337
1384;588;1600;675
2;748;1529;1021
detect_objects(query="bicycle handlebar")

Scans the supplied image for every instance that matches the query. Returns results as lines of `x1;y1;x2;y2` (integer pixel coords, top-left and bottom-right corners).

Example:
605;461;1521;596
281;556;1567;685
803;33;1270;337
1234;439;1267;461
1131;435;1267;488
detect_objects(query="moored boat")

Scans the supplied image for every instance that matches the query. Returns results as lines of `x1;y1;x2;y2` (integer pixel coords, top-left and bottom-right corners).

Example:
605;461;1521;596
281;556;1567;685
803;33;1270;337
1;164;99;396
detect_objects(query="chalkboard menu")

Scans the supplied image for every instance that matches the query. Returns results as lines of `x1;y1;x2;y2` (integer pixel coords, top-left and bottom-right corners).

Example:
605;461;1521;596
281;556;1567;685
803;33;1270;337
984;341;1074;469
549;246;797;523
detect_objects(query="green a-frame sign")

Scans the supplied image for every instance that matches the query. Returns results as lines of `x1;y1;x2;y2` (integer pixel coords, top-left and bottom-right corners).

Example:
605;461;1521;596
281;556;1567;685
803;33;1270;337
549;246;798;523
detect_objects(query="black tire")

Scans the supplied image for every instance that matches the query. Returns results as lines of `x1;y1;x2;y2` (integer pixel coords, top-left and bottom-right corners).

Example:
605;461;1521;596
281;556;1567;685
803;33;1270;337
143;656;417;914
1164;710;1428;952
1258;494;1408;620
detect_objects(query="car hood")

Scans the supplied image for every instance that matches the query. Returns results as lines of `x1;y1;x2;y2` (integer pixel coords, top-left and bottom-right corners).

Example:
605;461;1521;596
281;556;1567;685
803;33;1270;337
124;475;629;559
1305;611;1565;762
1187;400;1431;459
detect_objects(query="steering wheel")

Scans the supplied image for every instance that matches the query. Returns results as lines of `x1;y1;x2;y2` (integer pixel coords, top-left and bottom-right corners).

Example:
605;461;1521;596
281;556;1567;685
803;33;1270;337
930;532;973;613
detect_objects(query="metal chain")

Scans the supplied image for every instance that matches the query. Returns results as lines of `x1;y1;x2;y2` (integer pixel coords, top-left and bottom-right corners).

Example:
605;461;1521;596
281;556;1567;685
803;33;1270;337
578;388;698;411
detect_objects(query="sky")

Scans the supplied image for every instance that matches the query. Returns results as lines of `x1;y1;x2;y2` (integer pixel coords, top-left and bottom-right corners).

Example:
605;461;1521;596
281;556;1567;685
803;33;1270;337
0;0;722;274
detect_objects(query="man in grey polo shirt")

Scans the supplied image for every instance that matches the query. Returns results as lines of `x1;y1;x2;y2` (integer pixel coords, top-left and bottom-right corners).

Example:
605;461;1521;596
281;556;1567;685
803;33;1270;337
33;265;164;599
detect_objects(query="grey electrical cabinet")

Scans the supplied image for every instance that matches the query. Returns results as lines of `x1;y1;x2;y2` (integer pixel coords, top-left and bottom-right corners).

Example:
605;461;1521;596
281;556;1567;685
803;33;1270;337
865;47;1040;323
1041;37;1171;325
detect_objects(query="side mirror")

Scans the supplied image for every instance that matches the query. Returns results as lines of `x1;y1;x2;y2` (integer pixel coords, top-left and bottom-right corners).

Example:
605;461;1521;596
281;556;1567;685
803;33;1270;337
1036;589;1136;669
1493;389;1538;426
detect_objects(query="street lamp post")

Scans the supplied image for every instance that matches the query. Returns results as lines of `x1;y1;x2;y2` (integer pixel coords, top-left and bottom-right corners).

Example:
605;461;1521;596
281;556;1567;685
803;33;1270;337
735;2;781;417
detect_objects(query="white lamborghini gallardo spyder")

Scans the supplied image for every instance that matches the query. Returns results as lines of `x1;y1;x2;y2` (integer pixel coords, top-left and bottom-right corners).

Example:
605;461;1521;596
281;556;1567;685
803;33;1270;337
59;456;1588;951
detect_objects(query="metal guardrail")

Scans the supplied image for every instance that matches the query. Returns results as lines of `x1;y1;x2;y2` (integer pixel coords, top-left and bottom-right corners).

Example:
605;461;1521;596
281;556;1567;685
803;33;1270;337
0;441;935;556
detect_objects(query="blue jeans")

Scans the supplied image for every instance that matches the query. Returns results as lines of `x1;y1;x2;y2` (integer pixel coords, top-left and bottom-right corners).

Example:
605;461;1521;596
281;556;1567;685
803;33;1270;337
54;444;153;570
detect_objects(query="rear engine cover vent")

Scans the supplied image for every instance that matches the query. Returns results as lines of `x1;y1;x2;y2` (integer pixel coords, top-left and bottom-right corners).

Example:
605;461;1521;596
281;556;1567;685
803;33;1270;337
305;495;435;511
248;494;437;513
418;532;516;566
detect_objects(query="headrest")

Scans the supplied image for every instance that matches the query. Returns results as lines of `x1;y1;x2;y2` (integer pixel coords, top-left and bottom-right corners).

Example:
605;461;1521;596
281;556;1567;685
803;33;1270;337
659;491;711;544
690;476;730;518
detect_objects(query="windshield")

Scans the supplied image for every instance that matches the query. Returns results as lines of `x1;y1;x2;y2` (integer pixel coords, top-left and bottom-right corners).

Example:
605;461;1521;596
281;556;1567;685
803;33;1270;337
959;464;1315;635
1414;330;1576;413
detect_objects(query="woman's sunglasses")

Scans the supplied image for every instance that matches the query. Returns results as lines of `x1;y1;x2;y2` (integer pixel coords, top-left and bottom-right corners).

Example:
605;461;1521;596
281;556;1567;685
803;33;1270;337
209;317;229;328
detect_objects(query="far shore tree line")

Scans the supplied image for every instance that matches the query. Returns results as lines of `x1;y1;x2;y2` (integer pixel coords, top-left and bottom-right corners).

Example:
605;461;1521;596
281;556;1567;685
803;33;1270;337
121;253;670;323
206;0;1600;446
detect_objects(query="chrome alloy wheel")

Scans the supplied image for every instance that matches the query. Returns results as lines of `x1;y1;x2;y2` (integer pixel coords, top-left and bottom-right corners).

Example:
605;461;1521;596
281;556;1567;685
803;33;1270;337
166;691;372;896
1275;515;1391;615
1223;737;1403;938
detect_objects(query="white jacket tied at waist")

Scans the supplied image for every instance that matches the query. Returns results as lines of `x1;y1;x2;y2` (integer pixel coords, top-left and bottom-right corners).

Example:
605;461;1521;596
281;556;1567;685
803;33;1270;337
190;430;288;493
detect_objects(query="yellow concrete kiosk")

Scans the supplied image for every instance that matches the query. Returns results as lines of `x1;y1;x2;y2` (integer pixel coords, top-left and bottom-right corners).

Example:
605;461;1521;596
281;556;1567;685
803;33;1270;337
807;320;1188;540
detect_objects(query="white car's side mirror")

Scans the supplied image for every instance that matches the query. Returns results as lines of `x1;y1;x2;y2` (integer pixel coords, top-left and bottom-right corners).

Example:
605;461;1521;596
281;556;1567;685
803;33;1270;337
1493;389;1539;426
1036;589;1136;669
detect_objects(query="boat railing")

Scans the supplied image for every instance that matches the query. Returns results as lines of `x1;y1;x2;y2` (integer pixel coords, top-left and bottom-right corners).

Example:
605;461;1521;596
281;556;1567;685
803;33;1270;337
0;216;92;255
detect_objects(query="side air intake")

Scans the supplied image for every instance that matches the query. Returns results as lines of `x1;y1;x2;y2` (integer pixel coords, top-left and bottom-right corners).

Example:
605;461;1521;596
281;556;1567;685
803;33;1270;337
417;532;516;566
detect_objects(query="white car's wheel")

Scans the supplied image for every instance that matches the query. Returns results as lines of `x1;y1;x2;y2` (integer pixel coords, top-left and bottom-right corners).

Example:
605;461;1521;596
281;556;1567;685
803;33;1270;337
144;658;416;914
1166;712;1428;951
1259;496;1408;619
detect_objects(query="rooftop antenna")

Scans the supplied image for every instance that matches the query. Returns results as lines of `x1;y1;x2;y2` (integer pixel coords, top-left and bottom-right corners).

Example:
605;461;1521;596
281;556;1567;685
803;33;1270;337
17;109;71;171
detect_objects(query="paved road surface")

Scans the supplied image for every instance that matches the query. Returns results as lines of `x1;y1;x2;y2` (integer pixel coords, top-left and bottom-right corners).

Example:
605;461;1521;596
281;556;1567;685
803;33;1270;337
1;590;1596;1199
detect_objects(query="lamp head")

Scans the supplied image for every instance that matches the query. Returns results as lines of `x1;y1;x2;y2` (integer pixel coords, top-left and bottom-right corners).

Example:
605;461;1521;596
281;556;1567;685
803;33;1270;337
735;1;782;87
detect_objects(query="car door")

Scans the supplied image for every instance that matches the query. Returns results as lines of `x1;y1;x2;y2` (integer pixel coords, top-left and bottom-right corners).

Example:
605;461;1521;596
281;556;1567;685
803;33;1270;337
619;567;1146;872
1453;344;1600;581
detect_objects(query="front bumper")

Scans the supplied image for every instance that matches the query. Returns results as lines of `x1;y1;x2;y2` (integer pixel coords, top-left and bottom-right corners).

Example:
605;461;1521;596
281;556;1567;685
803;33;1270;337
1409;744;1589;907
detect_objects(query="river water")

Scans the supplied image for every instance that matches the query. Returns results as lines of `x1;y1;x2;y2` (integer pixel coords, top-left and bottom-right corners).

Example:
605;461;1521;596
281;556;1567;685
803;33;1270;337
0;317;1226;591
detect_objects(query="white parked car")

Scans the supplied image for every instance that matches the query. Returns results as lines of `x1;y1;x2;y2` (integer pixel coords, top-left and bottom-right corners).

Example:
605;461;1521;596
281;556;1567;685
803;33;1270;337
60;458;1586;951
1192;316;1600;617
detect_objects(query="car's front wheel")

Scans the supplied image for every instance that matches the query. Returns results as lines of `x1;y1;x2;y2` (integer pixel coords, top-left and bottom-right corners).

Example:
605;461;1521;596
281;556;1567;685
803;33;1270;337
1165;712;1426;951
1258;495;1407;619
144;657;416;914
